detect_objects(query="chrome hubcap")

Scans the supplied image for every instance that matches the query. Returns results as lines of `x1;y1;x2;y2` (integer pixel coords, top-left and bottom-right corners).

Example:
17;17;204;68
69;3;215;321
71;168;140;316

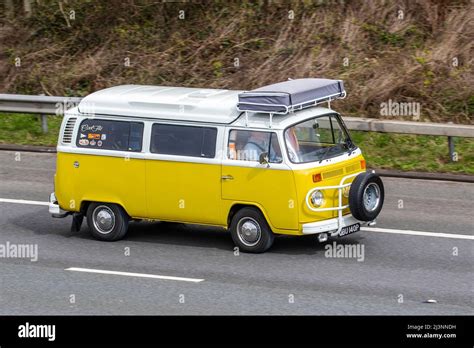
363;183;381;212
92;206;115;234
237;218;261;247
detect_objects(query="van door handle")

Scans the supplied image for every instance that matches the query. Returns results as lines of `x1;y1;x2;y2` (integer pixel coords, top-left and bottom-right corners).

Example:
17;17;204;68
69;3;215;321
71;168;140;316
221;175;234;181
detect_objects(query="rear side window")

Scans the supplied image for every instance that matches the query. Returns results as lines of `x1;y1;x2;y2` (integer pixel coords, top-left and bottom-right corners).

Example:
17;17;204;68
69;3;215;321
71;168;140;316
77;119;144;152
150;124;217;158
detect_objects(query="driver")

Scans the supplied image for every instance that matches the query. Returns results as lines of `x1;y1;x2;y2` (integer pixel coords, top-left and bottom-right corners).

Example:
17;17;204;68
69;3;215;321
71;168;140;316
242;131;280;162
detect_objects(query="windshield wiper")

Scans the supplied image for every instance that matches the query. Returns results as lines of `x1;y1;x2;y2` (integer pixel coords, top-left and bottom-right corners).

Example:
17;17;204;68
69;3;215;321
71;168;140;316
318;146;333;163
319;141;351;163
344;138;355;154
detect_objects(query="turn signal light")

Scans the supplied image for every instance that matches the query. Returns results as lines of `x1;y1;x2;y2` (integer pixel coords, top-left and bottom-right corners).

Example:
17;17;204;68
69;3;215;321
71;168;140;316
312;173;322;182
360;160;366;169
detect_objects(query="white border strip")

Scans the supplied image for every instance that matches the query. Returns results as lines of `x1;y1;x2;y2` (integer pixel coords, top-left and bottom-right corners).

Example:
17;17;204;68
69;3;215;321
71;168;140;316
361;227;474;240
0;198;49;206
65;267;204;283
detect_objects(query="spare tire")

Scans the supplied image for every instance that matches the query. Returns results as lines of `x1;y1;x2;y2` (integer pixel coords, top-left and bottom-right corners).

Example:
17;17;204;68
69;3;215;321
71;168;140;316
348;172;384;221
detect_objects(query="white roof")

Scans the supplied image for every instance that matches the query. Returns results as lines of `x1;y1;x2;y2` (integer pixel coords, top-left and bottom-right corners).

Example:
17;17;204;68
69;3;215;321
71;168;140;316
77;84;337;128
78;85;243;124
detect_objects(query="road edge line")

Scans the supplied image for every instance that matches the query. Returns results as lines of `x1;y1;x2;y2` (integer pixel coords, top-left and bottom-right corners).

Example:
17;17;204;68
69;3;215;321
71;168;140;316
361;227;474;240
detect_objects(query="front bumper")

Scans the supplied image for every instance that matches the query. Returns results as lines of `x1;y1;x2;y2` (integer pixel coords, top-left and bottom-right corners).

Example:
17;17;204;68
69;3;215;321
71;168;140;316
49;192;69;218
303;170;373;237
302;214;371;236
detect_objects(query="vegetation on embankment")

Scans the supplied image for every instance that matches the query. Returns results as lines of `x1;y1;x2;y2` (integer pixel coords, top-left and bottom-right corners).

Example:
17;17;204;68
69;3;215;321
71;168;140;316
1;0;473;124
0;112;472;174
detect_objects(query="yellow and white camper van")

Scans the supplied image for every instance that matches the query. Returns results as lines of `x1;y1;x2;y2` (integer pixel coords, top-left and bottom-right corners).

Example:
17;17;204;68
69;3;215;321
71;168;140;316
49;78;384;253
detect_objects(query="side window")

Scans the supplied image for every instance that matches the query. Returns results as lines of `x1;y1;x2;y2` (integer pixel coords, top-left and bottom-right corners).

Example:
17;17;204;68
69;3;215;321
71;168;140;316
77;119;144;152
129;122;144;152
228;130;282;163
150;124;217;158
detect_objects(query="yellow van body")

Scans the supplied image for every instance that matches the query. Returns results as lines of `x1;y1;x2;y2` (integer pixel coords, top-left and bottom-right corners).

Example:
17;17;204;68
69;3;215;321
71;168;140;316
50;84;379;248
54;145;365;236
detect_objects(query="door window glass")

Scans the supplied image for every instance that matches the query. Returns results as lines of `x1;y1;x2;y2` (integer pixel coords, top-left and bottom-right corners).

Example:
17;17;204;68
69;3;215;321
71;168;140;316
228;130;282;163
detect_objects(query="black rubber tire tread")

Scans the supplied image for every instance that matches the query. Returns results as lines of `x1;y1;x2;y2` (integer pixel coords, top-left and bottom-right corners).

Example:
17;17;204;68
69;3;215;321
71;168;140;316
229;207;274;253
86;202;129;241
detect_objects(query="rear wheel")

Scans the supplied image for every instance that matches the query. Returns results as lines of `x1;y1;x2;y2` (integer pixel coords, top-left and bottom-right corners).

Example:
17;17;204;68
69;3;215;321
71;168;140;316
86;202;129;241
230;207;274;253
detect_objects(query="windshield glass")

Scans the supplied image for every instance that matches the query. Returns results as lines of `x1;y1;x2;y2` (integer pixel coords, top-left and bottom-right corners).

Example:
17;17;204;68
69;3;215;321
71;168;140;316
284;114;354;163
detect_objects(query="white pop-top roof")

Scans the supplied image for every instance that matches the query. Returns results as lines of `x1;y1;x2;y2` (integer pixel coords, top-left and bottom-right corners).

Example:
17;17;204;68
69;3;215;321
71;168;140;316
77;84;338;129
78;85;243;124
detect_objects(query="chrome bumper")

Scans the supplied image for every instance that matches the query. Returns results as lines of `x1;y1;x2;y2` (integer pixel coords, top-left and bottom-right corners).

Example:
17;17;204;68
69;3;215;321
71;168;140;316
302;214;371;236
49;192;69;218
304;171;366;236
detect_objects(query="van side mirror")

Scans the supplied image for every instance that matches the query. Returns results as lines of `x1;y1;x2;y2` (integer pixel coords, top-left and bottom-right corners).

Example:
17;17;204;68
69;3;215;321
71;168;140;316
259;152;269;165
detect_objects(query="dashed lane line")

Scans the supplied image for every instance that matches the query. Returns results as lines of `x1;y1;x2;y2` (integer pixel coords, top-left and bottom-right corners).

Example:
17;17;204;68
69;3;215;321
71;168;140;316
65;267;204;283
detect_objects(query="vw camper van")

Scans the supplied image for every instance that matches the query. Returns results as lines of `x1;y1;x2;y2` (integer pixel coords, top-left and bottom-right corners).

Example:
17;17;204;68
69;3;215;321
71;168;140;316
49;78;384;253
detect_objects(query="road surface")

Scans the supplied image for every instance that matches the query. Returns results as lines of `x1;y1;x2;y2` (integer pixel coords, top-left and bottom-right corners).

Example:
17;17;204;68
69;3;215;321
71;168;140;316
0;151;472;315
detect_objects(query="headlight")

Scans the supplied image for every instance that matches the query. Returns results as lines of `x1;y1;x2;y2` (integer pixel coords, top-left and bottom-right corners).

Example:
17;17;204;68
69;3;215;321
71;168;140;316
342;186;350;198
310;190;324;207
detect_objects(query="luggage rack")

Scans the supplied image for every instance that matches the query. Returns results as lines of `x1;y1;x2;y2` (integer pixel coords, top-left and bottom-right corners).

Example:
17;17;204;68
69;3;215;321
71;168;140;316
236;78;346;128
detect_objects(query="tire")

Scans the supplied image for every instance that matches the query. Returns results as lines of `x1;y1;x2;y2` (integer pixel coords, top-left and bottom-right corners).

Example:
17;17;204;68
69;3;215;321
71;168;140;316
229;207;274;253
86;202;129;241
348;172;385;221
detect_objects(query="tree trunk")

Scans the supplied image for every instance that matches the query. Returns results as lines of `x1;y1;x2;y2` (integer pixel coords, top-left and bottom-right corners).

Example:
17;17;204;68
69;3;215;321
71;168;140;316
23;0;33;18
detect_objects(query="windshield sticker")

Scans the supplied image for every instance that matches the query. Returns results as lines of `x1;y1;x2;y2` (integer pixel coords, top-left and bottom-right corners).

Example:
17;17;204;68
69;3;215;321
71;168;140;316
78;139;89;146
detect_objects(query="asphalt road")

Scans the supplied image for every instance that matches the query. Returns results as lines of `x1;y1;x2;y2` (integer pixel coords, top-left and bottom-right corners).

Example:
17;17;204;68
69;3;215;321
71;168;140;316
0;150;472;315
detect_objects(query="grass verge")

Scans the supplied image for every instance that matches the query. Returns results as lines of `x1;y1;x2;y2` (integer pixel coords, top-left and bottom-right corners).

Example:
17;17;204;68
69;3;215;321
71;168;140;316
0;113;472;175
0;113;62;146
351;131;474;175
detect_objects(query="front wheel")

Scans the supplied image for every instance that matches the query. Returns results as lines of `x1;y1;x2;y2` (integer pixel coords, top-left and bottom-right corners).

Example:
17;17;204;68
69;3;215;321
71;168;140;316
86;202;129;241
230;207;274;253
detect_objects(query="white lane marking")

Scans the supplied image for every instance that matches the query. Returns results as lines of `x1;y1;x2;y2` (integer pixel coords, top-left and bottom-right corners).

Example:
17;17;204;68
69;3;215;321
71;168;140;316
361;227;474;240
65;267;204;283
0;198;49;206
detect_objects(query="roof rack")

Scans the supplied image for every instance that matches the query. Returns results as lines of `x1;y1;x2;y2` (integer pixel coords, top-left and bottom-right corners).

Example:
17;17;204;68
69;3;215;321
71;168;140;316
237;78;346;127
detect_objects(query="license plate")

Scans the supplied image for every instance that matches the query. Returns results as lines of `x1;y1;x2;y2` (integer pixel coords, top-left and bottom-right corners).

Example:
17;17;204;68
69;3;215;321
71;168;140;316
339;223;360;237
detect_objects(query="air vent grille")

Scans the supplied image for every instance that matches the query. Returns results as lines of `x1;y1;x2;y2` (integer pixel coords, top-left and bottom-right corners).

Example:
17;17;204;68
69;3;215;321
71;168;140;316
345;163;360;174
322;168;344;179
61;117;77;143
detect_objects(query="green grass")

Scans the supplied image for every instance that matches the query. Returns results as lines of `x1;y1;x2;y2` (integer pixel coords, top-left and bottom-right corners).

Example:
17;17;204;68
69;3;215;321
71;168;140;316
0;113;62;146
0;113;472;175
351;131;474;175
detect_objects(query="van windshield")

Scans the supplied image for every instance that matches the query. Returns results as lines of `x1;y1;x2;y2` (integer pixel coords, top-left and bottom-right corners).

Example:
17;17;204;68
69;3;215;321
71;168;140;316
284;114;354;163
